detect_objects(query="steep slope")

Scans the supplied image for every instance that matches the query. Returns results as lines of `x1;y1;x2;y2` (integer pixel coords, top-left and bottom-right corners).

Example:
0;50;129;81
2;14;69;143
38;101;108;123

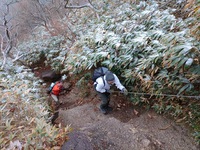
48;84;199;150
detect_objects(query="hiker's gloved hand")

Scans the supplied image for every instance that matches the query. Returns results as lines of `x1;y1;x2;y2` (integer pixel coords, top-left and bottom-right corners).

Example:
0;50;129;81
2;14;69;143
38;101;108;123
121;88;128;96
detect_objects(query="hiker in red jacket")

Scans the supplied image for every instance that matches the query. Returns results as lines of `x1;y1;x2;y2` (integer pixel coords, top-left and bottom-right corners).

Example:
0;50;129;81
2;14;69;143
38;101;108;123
51;81;65;105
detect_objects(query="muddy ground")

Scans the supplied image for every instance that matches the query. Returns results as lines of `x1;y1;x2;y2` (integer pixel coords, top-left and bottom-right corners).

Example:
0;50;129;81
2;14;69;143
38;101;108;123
44;80;199;150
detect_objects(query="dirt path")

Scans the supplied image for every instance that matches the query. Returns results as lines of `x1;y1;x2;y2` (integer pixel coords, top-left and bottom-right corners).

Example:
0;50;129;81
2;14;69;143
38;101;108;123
47;83;199;150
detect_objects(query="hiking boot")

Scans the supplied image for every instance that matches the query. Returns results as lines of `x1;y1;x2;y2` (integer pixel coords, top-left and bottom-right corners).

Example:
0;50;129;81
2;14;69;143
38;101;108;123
100;107;107;114
106;106;113;112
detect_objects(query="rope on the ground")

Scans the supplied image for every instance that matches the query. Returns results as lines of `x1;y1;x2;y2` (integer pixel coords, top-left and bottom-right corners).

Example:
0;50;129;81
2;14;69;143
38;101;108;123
111;91;200;99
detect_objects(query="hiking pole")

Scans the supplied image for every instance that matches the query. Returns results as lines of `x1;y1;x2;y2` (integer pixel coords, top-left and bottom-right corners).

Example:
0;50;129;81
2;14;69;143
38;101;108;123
110;90;200;100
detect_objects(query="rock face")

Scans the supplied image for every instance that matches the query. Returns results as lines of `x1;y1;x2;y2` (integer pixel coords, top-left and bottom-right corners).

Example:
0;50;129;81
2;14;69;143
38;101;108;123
41;70;61;82
58;104;199;150
61;131;93;150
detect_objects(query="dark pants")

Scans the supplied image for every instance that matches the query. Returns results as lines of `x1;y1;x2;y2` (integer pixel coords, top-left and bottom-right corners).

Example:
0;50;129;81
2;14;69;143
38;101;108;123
94;85;110;110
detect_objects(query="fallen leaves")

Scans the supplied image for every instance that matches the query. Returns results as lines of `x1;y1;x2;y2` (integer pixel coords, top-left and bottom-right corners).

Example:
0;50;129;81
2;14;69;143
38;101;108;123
133;109;139;116
116;100;127;110
175;116;187;123
130;127;138;134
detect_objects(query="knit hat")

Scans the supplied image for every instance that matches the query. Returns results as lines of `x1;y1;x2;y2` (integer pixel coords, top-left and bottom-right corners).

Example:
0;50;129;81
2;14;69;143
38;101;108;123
105;72;115;81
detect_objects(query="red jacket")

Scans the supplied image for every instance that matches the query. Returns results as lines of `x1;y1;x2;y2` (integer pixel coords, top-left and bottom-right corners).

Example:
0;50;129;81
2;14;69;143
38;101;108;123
52;83;63;96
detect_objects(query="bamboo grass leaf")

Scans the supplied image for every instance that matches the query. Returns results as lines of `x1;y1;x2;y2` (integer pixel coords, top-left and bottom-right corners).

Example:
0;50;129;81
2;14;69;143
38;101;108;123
178;84;191;95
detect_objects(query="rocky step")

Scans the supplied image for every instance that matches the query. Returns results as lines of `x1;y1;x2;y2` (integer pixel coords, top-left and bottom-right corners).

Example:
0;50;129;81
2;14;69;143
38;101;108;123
58;104;199;150
59;104;156;150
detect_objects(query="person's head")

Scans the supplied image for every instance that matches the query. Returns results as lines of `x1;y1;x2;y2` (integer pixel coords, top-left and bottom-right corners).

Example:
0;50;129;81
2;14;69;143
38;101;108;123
105;72;115;85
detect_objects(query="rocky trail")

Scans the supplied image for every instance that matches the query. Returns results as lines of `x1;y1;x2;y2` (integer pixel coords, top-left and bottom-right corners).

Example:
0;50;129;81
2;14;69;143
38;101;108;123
45;81;199;150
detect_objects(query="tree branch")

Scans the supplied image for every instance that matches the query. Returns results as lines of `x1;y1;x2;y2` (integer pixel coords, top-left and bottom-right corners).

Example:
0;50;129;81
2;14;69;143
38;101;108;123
0;0;19;69
64;0;100;12
0;34;3;51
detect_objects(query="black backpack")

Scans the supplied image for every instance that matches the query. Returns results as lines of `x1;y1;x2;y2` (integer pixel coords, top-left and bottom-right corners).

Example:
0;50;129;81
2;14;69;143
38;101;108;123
92;67;109;85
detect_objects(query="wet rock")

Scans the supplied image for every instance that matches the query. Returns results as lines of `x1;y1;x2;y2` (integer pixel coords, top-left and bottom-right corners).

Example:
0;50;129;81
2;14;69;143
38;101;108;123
61;131;93;150
41;70;61;82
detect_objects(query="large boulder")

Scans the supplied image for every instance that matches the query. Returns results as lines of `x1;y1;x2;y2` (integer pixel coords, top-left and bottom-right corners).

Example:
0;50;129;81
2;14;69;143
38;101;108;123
41;70;61;82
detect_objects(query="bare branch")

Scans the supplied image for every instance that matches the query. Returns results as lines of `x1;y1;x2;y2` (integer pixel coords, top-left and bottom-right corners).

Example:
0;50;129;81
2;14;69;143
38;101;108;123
12;49;24;62
0;34;3;53
64;0;100;12
0;0;19;69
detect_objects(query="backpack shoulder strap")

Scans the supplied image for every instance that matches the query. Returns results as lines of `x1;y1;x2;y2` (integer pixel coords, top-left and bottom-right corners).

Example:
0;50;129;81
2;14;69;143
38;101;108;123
101;76;105;86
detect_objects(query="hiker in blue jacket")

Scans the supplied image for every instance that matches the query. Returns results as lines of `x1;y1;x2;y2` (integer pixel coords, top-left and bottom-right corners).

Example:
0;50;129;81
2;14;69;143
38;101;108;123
94;71;128;114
